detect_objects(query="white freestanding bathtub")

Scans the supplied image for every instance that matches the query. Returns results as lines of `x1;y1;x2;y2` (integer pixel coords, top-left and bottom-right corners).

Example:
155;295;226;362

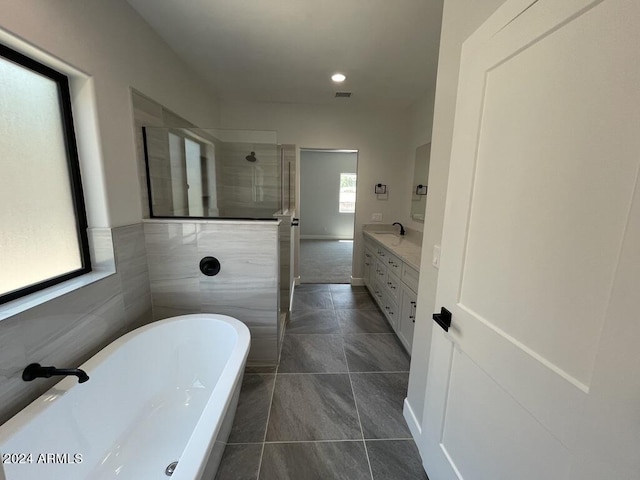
0;314;250;480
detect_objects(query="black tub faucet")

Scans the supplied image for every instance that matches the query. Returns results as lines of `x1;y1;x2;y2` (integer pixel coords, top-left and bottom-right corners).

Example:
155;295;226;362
392;222;406;236
22;363;89;383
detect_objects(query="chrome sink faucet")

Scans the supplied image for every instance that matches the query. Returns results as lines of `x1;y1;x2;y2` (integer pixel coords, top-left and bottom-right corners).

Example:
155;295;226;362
392;222;405;236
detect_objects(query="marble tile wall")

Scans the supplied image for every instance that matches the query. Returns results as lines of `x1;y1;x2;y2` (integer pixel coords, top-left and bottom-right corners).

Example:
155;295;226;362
144;220;280;365
0;224;152;424
218;142;280;218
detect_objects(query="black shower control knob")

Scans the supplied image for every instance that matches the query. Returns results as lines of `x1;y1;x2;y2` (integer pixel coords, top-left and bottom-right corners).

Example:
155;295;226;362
199;256;221;276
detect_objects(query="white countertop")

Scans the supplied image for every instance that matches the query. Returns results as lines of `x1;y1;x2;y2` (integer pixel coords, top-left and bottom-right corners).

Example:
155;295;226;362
363;230;422;271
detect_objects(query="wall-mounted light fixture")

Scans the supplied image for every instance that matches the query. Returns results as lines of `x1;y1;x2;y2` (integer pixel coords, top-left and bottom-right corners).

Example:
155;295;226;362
415;184;428;195
374;183;387;194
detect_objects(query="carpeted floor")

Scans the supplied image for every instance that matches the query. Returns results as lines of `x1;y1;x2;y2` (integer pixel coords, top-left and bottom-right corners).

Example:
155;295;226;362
300;240;353;284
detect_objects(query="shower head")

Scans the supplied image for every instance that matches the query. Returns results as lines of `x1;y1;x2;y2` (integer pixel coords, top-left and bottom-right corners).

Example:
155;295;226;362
245;151;257;162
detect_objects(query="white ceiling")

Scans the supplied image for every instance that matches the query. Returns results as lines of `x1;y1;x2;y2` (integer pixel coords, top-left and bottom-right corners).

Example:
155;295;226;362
126;0;443;107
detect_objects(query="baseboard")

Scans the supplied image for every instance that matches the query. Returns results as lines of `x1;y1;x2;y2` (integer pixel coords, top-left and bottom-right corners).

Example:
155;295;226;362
350;277;365;286
300;235;354;240
403;397;422;440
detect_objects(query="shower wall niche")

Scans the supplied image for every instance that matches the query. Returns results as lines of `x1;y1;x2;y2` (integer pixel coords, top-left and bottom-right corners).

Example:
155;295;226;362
143;127;280;219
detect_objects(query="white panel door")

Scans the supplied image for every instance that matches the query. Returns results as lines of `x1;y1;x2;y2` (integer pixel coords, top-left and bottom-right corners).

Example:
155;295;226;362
421;1;640;479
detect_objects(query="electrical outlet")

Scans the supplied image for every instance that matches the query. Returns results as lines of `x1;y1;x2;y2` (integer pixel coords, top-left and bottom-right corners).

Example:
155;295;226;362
433;244;441;269
371;213;383;222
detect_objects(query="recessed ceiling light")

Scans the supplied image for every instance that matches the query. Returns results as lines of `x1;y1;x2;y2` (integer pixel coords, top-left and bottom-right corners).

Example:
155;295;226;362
331;73;346;83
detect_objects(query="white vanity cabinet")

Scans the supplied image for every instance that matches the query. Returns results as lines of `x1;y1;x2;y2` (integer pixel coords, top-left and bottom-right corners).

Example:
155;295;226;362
363;233;420;354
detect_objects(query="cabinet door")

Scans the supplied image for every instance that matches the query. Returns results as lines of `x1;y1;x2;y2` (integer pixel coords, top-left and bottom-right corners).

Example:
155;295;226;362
398;285;417;354
385;271;401;303
381;289;399;331
373;258;387;287
363;247;374;288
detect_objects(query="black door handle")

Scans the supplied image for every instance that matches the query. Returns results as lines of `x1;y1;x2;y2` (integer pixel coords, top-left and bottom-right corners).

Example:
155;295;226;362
433;307;452;332
291;218;300;227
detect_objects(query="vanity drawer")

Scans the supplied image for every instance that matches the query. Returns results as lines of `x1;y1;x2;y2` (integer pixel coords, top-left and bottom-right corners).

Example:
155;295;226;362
401;263;419;293
374;258;387;284
381;291;399;330
385;271;401;303
371;281;385;306
385;251;403;277
373;245;389;261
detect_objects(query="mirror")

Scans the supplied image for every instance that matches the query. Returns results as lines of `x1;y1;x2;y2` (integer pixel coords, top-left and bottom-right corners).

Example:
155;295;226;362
410;143;431;222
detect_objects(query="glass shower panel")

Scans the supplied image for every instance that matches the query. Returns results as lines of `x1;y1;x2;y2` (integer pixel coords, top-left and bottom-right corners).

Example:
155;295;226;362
143;127;279;219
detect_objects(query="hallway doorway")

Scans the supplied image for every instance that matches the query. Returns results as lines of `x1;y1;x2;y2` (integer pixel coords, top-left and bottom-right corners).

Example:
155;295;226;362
299;149;358;284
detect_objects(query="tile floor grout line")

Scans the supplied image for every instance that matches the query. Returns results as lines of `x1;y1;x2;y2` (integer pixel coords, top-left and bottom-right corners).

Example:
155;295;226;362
255;343;280;480
341;318;375;480
274;371;409;375
262;439;368;445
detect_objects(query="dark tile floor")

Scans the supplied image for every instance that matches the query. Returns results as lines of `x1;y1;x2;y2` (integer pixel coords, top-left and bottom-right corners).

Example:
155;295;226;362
215;284;429;480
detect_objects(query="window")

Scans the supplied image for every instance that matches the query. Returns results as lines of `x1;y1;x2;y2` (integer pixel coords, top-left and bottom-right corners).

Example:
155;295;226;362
339;173;357;213
0;44;90;304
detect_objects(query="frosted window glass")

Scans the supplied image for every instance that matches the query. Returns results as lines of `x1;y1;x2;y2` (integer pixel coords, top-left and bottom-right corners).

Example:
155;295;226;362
0;55;83;297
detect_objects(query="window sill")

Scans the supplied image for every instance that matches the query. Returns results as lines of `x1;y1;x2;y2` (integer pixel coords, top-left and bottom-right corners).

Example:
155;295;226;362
0;270;116;322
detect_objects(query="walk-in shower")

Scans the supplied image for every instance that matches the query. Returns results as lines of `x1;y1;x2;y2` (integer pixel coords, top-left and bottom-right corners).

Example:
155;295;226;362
142;128;280;219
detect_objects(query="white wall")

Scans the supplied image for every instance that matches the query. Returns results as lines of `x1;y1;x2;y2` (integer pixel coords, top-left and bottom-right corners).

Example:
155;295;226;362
300;150;357;239
219;101;413;280
0;0;221;228
404;0;507;432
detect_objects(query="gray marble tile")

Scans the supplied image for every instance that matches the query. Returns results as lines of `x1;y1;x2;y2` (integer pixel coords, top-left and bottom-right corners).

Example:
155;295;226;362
146;252;200;283
214;444;262;480
200;287;278;320
260;442;371;480
279;335;347;373
151;278;201;308
228;374;275;443
266;374;360;441
366;440;429;480
245;365;277;374
351;373;411;439
143;222;197;254
343;334;410;372
331;291;378;310
152;305;200;321
112;224;150;309
123;293;152;329
299;240;353;284
292;291;333;311
336;309;393;334
286;309;340;334
295;284;331;292
329;284;367;293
